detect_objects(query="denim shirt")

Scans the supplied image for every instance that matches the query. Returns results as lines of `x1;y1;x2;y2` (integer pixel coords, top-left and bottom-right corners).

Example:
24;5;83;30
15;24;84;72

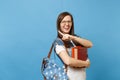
53;38;74;68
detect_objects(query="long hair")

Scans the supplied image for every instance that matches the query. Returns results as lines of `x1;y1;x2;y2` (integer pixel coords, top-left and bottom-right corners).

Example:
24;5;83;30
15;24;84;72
56;12;80;47
56;12;74;38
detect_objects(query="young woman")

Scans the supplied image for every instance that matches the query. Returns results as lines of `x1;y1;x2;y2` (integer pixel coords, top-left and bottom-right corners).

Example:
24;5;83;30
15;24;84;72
54;12;93;80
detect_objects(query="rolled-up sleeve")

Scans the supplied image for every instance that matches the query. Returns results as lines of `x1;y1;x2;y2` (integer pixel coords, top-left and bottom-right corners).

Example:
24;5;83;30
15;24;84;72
54;38;66;54
55;44;66;54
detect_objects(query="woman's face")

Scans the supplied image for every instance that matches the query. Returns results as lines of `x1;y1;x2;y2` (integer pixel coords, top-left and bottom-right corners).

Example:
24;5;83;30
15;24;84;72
60;15;72;34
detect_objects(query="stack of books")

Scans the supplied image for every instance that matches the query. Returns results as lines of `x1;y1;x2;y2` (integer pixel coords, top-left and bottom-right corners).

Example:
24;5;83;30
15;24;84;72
71;46;88;61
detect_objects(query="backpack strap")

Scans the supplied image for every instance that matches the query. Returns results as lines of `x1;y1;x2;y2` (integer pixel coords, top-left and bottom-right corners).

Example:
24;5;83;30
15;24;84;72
47;42;54;58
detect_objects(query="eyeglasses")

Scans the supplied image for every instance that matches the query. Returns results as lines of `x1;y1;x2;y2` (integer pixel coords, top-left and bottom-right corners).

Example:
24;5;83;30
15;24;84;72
61;21;72;24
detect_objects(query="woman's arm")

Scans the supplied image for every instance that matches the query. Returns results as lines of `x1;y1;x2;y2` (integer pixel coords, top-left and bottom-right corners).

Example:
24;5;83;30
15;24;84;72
58;50;90;68
69;35;93;48
60;33;93;48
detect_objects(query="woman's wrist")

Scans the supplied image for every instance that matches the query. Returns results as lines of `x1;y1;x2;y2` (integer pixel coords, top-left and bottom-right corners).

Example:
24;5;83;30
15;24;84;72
69;35;76;40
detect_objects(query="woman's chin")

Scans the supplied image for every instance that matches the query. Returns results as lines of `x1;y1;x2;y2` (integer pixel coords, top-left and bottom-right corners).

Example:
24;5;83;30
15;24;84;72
64;31;69;34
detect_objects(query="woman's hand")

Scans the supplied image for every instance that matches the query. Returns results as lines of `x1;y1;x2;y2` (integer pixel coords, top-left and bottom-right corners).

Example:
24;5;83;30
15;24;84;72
85;59;90;68
58;30;71;41
62;34;71;41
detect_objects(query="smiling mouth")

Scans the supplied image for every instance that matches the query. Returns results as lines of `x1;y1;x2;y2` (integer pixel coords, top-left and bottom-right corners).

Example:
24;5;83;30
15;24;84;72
64;26;70;29
64;27;69;30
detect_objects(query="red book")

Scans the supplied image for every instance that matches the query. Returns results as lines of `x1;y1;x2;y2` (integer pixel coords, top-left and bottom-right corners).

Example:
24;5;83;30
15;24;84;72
71;46;88;61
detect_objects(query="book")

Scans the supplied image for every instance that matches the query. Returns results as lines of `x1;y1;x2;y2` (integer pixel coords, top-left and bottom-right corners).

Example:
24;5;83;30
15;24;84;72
71;46;88;61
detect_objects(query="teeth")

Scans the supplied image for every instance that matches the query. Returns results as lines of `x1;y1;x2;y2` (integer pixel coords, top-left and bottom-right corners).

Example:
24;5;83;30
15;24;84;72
64;27;69;29
64;28;69;30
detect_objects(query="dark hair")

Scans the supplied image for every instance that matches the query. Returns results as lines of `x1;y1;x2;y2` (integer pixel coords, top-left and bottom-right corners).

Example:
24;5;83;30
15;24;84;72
56;12;81;47
56;12;74;38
